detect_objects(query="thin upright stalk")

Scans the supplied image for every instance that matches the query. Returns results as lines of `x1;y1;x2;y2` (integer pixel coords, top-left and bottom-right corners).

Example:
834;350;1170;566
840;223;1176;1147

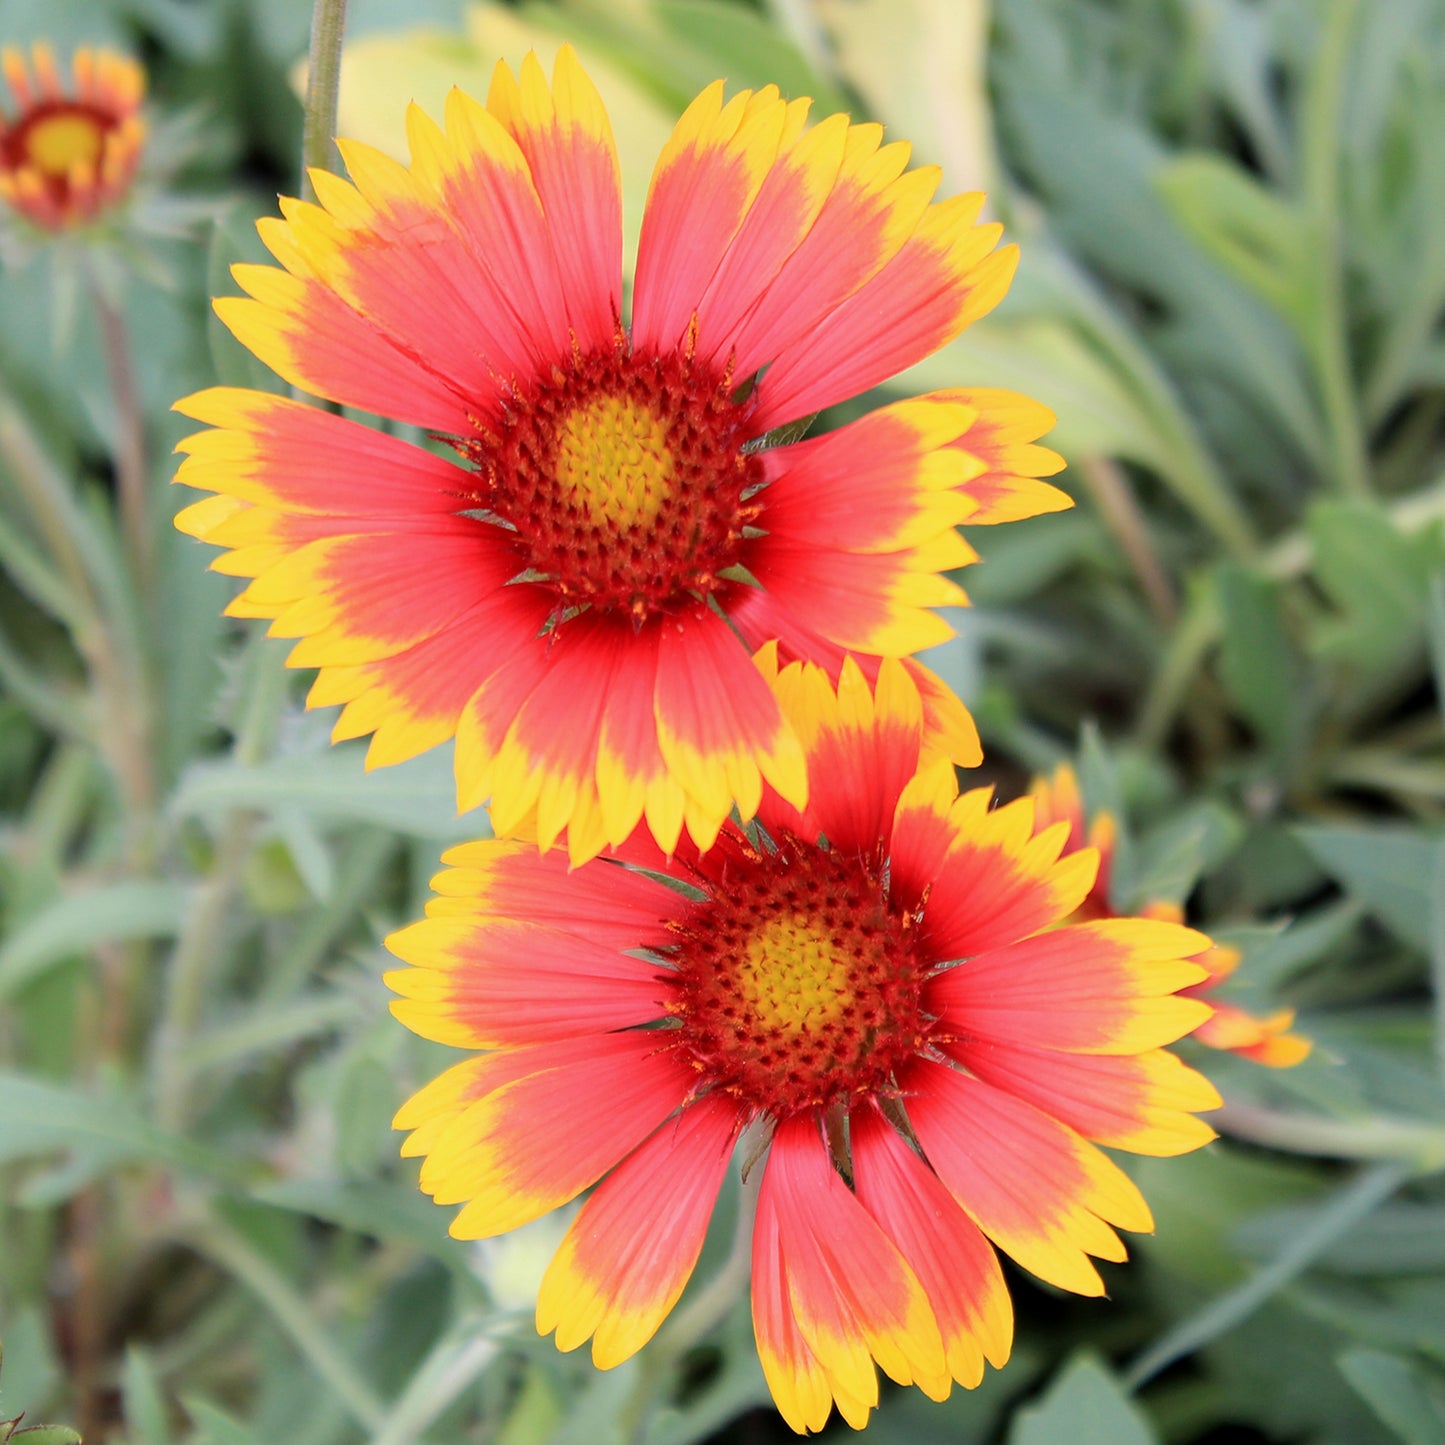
0;391;156;832
372;1322;501;1445
151;822;253;1131
301;0;350;198
185;1211;386;1432
150;636;288;1127
1077;454;1178;624
87;268;152;596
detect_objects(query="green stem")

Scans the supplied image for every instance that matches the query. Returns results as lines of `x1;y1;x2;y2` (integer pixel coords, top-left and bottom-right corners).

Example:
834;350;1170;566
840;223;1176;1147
301;0;350;198
185;1211;386;1433
151;821;254;1132
0;392;157;837
1325;750;1445;803
1217;1101;1445;1171
1301;0;1369;499
86;266;152;599
1062;255;1261;561
150;637;289;1125
371;1319;499;1445
175;994;360;1073
1077;454;1178;624
1135;575;1220;751
0;395;103;630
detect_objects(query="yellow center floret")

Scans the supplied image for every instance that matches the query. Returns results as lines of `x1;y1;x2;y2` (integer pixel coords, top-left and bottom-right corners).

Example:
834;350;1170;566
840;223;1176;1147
554;393;676;532
464;341;762;619
24;110;104;176
734;914;854;1036
671;837;927;1115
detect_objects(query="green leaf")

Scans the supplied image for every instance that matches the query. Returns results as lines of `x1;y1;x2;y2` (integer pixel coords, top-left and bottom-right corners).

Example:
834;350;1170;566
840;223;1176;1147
1155;152;1310;326
336;1055;400;1177
1307;501;1445;671
1296;824;1440;951
1128;800;1245;911
171;743;485;840
1300;1277;1445;1366
156;501;232;784
1126;1164;1410;1390
0;505;89;635
204;205;288;395
0;1310;60;1427
9;1428;82;1445
241;835;312;917
652;2;850;114
964;510;1104;607
1430;572;1445;727
494;1366;562;1445
803;0;988;179
1077;725;1136;906
1216;563;1305;751
1135;1141;1322;1287
1213;900;1363;990
1009;1354;1158;1445
1433;836;1445;1081
985;53;1322;480
1127;1161;1410;1387
181;1397;264;1445
121;1346;173;1445
272;803;336;903
0;1072;240;1190
0;881;189;1002
246;1179;455;1261
1339;1348;1445;1445
176;993;359;1073
1238;1201;1445;1276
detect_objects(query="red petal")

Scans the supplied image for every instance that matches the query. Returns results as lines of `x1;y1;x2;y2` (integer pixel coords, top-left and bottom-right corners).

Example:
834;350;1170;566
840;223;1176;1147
851;1104;1012;1385
485;47;622;353
417;1031;694;1238
537;1094;739;1366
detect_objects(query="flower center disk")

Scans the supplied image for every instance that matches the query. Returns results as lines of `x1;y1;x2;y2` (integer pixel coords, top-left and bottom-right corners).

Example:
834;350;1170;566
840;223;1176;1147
554;392;675;531
24;109;105;175
465;342;762;619
670;839;926;1116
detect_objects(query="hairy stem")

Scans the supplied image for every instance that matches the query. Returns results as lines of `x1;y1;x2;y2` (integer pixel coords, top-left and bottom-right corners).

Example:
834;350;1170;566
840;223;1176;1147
301;0;350;197
87;267;152;597
1077;454;1178;624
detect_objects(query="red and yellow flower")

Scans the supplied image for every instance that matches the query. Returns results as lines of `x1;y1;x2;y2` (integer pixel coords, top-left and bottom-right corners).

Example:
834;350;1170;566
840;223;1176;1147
1030;764;1311;1068
172;46;1069;863
388;657;1220;1432
0;43;145;232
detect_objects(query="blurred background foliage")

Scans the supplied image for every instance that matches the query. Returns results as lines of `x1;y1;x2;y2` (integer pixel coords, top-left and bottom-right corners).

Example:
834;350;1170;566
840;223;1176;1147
1;0;1444;1441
